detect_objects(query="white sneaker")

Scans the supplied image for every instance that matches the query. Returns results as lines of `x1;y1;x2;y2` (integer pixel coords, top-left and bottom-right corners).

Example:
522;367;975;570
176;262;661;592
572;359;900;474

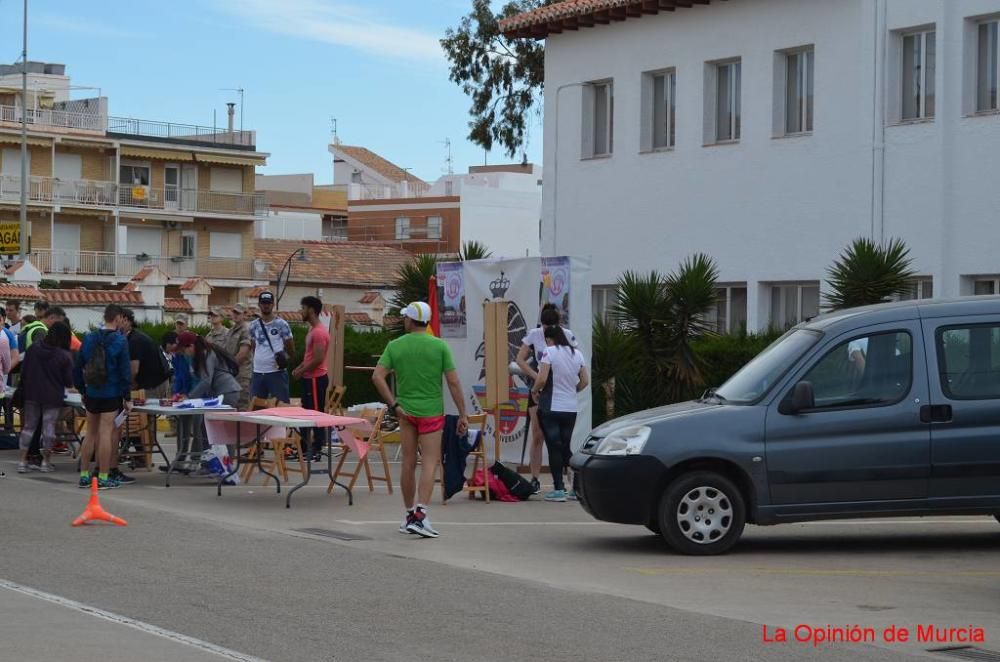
39;462;56;473
399;515;413;534
405;511;440;539
16;462;29;474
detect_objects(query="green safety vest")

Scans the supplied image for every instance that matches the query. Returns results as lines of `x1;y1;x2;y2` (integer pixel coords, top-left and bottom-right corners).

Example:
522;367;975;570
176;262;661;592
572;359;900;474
21;320;47;350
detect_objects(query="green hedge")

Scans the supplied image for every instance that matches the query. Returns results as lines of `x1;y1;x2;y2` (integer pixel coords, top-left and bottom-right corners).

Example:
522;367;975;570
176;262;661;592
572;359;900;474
136;322;392;405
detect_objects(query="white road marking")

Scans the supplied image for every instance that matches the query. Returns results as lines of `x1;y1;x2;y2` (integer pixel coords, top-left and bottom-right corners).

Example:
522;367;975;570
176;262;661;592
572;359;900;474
0;579;268;662
336;520;613;526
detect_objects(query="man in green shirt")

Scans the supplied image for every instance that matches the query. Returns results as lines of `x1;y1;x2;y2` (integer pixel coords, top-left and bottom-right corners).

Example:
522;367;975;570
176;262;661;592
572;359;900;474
373;301;468;538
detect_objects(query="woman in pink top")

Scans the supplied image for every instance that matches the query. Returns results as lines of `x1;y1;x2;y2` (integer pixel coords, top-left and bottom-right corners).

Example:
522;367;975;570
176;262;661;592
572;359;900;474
292;296;330;461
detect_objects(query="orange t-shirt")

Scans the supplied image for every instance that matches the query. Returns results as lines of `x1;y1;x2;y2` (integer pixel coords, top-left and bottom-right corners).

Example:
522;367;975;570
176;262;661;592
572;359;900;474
70;334;81;351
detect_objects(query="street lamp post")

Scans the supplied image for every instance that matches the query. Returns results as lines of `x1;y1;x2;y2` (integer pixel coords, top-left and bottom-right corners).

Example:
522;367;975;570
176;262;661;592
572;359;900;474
275;248;306;309
19;0;28;260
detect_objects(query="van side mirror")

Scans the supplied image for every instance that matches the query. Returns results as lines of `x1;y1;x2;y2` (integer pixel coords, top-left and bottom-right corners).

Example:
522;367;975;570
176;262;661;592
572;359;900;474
779;381;815;415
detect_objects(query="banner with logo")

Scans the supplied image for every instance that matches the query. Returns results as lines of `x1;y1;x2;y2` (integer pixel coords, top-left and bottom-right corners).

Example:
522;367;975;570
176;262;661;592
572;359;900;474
441;256;592;466
436;261;466;338
541;256;571;326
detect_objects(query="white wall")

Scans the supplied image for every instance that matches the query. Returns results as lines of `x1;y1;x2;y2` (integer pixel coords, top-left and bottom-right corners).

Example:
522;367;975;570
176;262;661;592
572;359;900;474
541;0;1000;330
459;176;541;258
64;304;161;330
255;173;313;195
254;210;322;240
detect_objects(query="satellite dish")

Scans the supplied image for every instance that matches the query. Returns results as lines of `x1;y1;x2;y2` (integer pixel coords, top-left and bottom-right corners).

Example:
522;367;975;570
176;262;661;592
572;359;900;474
253;260;267;275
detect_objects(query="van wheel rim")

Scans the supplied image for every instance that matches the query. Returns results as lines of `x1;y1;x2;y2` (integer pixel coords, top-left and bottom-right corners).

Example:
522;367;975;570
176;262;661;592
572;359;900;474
676;486;733;544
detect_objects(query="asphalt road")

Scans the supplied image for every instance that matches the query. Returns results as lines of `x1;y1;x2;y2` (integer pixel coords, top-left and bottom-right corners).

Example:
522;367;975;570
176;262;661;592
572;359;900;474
1;454;996;661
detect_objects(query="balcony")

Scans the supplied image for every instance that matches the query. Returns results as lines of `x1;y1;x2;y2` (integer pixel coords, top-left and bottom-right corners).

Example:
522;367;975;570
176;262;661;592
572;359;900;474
107;117;255;150
0;104;105;132
0;175;265;216
30;249;259;280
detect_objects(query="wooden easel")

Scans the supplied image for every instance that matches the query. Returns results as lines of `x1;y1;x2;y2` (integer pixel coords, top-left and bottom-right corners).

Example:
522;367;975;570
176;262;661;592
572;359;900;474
465;301;508;503
322;304;346;404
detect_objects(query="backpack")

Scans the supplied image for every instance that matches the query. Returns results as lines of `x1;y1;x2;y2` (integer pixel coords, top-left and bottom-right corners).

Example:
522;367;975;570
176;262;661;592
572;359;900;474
158;348;174;383
469;469;520;503
83;333;109;387
213;346;241;376
490;461;534;501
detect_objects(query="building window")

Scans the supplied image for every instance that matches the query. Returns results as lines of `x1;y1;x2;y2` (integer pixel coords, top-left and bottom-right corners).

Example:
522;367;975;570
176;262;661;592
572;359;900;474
902;30;935;120
426;216;442;240
592;285;618;323
898;278;934;301
707;286;749;334
119;164;150;186
583;80;614;158
770;282;820;329
395;217;411;240
978;20;999;112
784;48;814;133
181;232;196;259
643;69;676;150
713;60;741;143
972;277;1000;295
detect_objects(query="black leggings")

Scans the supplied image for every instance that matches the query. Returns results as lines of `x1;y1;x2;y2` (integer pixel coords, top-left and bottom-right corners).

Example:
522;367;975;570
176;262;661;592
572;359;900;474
539;410;577;491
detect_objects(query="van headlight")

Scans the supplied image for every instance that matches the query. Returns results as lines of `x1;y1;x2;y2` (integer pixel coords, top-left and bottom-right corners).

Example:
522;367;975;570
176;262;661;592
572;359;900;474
593;426;651;456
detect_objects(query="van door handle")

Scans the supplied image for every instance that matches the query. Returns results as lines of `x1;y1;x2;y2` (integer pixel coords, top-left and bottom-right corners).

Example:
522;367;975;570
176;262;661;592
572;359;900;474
920;404;953;423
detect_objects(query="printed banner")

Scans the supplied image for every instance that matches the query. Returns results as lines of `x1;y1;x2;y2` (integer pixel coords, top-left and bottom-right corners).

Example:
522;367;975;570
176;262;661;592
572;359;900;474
436;261;467;338
541;256;571;326
441;256;592;466
0;222;20;254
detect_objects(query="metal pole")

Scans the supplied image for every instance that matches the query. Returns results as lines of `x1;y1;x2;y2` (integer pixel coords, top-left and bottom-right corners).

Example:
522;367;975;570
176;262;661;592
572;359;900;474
19;0;28;260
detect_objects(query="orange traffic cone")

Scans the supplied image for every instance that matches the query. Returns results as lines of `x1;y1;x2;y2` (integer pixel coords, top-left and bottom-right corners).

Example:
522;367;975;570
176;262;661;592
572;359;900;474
72;477;128;527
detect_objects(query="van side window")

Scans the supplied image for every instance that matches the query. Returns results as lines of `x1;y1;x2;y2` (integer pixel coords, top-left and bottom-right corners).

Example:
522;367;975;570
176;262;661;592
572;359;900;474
798;331;912;410
936;324;1000;400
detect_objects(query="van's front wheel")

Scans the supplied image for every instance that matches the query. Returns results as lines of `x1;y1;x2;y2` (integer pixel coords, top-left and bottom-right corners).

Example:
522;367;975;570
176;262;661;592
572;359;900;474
659;471;745;555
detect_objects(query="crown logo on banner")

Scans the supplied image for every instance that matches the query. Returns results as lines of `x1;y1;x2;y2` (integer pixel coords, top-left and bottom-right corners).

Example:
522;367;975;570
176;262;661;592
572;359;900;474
489;271;510;299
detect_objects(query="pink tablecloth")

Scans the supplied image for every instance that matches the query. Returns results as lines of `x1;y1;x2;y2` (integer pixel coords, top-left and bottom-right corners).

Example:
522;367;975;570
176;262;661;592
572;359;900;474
205;408;372;459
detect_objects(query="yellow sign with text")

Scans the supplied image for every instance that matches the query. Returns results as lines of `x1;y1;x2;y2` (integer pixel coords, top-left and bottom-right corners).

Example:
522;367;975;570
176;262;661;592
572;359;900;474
0;223;20;254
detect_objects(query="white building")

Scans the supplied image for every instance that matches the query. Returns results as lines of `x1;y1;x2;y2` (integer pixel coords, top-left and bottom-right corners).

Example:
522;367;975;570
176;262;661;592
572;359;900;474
503;0;1000;332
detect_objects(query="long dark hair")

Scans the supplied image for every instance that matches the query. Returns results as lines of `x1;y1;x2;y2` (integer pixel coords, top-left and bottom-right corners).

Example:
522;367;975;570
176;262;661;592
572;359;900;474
190;335;211;375
544;324;575;354
43;321;72;351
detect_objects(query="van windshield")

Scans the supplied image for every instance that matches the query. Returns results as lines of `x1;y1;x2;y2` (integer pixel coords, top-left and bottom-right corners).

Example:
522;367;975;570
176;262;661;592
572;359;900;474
713;329;821;404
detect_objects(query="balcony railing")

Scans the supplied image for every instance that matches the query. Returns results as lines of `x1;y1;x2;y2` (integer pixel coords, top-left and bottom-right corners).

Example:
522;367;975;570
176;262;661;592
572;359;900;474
0;175;265;216
107;117;254;149
30;249;258;280
0;104;106;132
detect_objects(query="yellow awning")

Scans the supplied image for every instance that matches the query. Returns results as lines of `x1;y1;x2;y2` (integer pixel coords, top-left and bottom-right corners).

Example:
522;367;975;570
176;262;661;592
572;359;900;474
0;133;52;147
194;153;266;167
58;138;116;149
120;146;194;161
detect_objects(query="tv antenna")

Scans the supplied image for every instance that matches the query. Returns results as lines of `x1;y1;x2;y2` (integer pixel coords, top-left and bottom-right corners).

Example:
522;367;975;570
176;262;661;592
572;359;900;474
330;117;341;145
219;87;245;132
439;138;454;175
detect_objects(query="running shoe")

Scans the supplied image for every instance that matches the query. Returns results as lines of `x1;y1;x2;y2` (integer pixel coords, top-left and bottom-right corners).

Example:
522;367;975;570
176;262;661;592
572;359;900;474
544;490;567;502
79;474;92;488
17;462;29;474
109;468;135;485
39;462;56;473
530;477;541;495
51;442;71;455
97;476;120;490
405;509;439;538
399;513;414;534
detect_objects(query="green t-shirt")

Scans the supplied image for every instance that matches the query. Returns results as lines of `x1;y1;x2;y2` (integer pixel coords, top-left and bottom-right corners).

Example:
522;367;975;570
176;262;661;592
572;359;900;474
377;331;456;417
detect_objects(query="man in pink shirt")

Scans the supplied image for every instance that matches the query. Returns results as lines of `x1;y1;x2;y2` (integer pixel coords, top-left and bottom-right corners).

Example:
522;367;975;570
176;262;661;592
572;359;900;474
292;296;330;462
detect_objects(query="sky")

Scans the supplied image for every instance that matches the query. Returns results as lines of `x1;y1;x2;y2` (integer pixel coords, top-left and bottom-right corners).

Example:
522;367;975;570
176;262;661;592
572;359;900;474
0;0;543;184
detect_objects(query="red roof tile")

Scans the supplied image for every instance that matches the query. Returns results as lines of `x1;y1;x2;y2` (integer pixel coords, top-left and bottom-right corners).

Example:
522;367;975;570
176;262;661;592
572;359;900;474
4;261;25;277
131;267;154;282
345;312;377;326
40;289;144;305
180;278;209;291
246;286;268;298
0;285;42;300
500;0;714;38
253;240;413;288
335;146;427;186
163;298;194;313
358;291;382;304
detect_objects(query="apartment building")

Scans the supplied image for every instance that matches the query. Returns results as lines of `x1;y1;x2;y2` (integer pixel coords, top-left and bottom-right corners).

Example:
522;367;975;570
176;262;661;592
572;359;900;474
0;62;269;306
503;0;1000;332
330;143;541;257
254;173;348;241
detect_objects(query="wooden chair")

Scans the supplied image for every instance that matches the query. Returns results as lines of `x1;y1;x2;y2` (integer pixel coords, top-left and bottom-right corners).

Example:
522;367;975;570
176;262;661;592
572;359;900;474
325;385;347;416
262;404;308;486
329;407;393;495
239;397;281;484
463;414;490;503
118;390;156;471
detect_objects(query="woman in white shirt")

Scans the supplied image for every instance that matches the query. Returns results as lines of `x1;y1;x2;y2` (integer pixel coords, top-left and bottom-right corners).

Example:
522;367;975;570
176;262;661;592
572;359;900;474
530;325;589;502
516;304;577;494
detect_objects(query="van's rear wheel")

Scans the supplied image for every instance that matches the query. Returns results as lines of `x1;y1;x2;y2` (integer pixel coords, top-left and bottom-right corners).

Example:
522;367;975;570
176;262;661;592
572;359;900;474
659;471;745;555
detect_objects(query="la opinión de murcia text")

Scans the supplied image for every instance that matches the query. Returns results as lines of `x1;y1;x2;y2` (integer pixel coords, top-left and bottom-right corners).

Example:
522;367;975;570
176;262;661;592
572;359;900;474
762;624;986;647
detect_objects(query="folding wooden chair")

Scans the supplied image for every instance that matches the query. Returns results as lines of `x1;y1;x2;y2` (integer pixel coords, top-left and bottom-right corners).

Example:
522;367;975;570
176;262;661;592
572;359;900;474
263;403;308;486
463;414;490;503
118;390;157;471
324;385;346;416
239;397;281;484
329;407;393;495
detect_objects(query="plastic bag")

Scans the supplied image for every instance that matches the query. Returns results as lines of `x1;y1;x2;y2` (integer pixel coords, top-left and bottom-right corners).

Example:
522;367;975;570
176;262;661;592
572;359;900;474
202;444;239;485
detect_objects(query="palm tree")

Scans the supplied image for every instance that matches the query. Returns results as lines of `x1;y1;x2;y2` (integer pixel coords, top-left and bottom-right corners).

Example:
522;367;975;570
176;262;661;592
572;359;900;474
591;315;636;423
389;254;438;334
459;240;492;261
824;237;916;311
611;254;719;412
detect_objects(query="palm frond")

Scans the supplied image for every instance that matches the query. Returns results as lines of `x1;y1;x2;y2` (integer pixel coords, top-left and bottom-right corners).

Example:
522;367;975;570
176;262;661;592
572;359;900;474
824;237;916;311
